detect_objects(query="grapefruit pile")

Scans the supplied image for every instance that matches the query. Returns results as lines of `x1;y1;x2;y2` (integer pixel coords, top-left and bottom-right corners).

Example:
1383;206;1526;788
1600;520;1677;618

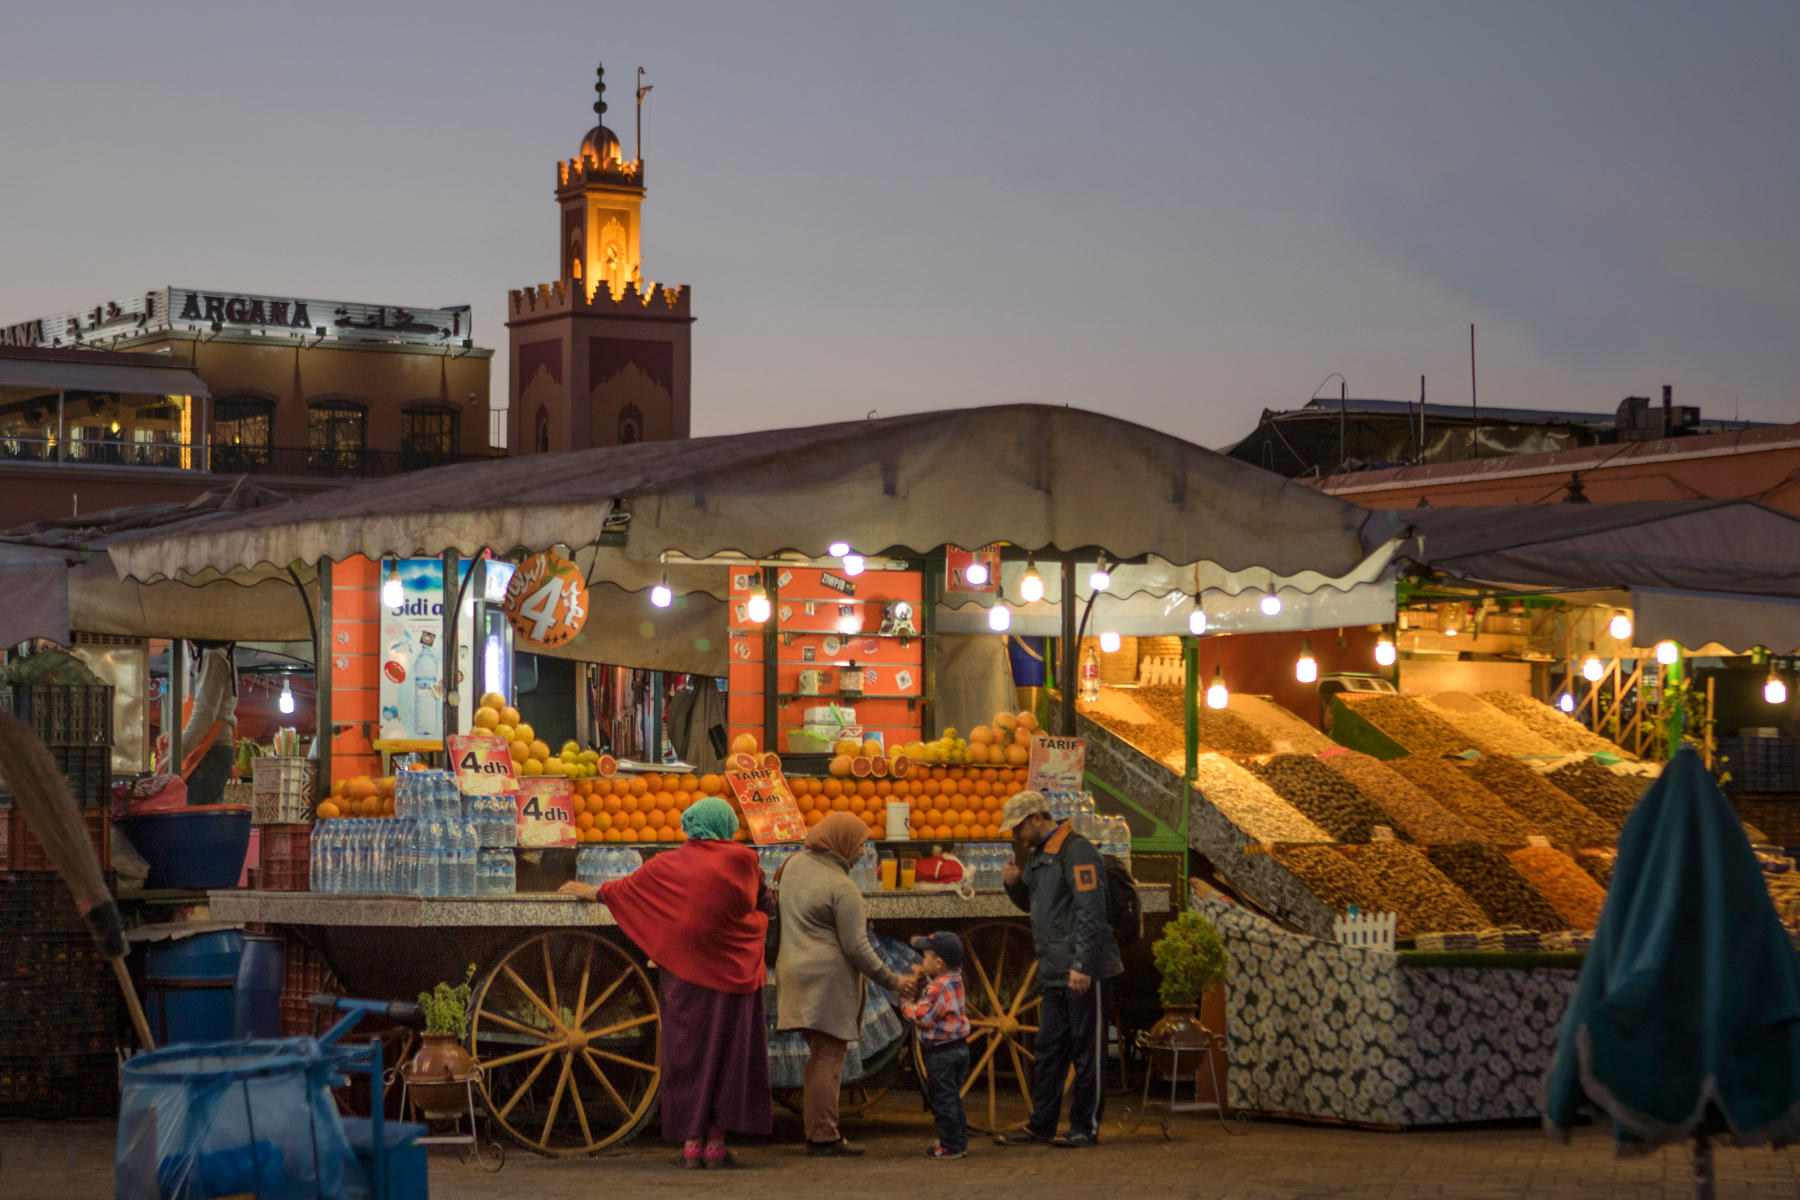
470;692;614;779
789;764;1031;840
900;710;1041;765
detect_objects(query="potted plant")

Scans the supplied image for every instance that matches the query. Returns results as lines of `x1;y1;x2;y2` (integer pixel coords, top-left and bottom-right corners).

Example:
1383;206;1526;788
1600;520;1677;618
405;964;478;1118
1146;912;1229;1078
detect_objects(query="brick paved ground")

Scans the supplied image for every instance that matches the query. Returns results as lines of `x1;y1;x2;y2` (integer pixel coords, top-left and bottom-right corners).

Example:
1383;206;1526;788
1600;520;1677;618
8;1096;1800;1199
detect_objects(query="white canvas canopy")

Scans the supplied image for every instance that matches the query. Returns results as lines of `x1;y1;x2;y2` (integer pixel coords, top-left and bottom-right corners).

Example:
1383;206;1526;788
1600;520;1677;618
109;406;1375;588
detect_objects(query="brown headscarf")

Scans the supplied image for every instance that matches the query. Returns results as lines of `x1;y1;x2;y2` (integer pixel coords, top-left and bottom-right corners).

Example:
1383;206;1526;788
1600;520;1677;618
775;811;870;884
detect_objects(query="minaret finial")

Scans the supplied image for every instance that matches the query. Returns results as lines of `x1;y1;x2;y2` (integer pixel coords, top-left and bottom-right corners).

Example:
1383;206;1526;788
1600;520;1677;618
593;62;607;123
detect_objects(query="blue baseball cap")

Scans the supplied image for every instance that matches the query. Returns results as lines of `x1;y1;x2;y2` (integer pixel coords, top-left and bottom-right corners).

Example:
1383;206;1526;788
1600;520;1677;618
911;931;965;966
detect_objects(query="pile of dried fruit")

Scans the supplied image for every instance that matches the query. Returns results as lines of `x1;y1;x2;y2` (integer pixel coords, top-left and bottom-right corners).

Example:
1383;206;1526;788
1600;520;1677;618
1081;685;1277;761
1477;691;1626;756
1191;752;1332;844
1270;845;1386;919
1319;752;1480;844
1507;846;1608;928
1229;694;1336;754
1388;756;1533;842
1547;759;1644;827
1341;695;1489;756
1425;844;1569;932
1462;755;1617;844
1415;693;1564;757
1350;842;1490;934
1249;753;1402;842
1574;851;1615;889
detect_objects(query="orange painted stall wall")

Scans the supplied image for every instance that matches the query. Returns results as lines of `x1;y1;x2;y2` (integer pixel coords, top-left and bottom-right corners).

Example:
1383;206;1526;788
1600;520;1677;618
328;555;383;784
726;567;924;752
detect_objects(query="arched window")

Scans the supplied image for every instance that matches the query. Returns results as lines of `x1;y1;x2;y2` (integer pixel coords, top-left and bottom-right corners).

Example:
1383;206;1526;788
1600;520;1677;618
535;405;551;454
401;405;460;470
211;394;274;472
618;402;642;445
308;399;366;476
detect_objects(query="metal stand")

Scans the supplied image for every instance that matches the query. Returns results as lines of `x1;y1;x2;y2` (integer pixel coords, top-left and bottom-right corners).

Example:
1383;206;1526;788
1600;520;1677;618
398;1066;505;1172
1117;1031;1248;1139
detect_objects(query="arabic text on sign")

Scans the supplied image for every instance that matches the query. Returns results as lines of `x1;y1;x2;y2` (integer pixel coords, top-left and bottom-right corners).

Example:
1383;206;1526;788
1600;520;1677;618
502;552;590;647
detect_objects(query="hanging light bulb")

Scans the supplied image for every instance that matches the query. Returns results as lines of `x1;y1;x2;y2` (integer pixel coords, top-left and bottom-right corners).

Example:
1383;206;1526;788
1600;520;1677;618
1558;692;1576;713
1188;602;1207;636
1294;640;1318;684
964;560;990;587
746;587;772;624
278;678;295;715
1018;559;1045;604
1099;630;1121;654
1655;640;1680;666
842;554;865;577
987;602;1011;632
1206;665;1229;710
1259;593;1282;617
1608;610;1633;641
1089;563;1111;593
650;571;672;609
828;541;851;558
381;559;405;612
1581;642;1605;682
1374;631;1398;667
1766;665;1789;706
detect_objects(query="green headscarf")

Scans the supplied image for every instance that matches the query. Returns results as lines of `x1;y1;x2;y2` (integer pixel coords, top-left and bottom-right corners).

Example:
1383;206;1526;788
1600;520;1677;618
681;796;739;842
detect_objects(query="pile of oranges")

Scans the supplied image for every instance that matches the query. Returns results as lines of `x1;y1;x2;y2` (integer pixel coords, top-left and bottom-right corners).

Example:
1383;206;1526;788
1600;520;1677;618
566;772;741;844
788;765;1030;840
317;775;395;820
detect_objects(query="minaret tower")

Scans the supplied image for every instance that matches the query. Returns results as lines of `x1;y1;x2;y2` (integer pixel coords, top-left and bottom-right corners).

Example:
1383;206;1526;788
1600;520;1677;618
508;61;693;453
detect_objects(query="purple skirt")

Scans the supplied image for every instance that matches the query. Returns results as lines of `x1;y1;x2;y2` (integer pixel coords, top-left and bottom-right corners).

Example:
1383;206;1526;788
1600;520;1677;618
657;972;773;1141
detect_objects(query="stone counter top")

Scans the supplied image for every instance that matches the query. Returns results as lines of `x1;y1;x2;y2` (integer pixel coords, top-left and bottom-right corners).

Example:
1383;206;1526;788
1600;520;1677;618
207;884;1171;928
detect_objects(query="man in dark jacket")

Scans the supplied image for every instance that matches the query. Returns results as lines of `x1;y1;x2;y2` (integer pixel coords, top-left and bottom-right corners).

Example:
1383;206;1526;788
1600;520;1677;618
995;790;1122;1148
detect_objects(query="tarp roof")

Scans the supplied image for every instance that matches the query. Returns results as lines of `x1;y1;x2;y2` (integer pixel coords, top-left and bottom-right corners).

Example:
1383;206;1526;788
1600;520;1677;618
109;405;1373;585
0;479;317;645
1360;500;1800;598
0;356;209;398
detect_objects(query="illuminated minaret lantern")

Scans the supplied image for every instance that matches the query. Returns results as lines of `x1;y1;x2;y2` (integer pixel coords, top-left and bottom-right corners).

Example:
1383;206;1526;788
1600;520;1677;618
507;62;693;453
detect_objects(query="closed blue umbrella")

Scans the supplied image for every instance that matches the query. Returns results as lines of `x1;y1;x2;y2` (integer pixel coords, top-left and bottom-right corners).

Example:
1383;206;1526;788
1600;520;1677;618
1544;745;1800;1195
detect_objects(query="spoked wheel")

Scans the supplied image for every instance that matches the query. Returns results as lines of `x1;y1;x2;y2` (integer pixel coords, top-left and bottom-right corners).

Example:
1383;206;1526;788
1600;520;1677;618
912;921;1067;1133
774;1082;891;1118
469;930;660;1156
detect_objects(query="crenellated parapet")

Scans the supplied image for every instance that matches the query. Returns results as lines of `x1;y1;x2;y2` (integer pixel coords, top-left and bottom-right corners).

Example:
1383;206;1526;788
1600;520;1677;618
558;156;643;190
509;278;689;319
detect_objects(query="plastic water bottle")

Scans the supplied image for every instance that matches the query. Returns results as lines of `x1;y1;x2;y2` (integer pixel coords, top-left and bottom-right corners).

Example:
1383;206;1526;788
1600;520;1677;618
458;820;478;896
414;641;440;740
500;850;515;895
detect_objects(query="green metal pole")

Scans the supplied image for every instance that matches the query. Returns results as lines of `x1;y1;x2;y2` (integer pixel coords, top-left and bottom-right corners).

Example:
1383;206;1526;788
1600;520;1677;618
1664;644;1686;752
1183;637;1199;783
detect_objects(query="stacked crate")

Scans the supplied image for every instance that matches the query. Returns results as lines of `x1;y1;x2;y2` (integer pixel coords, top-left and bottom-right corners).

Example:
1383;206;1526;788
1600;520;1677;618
259;823;313;892
0;681;114;868
278;939;333;1037
0;871;119;1117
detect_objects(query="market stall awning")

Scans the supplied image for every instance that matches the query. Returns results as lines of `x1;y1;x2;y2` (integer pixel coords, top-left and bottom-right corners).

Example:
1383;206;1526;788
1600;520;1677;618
2;479;317;644
1361;499;1800;598
0;357;210;398
108;405;1373;586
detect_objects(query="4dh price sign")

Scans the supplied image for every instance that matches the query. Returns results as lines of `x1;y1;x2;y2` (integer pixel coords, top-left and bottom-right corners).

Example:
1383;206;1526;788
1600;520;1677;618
503;551;590;648
516;778;577;848
447;733;520;798
725;764;808;844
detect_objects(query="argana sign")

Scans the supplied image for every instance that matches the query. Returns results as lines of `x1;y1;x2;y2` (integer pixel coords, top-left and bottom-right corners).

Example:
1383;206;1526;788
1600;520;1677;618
0;287;471;348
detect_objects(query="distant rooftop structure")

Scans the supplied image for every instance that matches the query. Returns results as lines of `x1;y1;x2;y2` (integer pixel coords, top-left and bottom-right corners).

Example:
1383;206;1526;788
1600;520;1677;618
1226;387;1771;478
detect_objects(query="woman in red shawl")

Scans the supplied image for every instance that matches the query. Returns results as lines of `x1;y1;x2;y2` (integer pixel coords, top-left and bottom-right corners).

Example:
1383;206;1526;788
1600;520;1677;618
559;796;772;1168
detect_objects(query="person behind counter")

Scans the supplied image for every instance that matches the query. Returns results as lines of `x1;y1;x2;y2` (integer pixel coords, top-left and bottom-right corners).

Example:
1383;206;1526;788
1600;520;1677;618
557;797;774;1169
181;641;239;805
774;811;918;1158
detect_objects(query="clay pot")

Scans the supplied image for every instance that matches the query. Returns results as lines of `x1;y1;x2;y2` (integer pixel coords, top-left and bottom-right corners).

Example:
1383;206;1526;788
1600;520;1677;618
406;1032;476;1119
1145;1004;1214;1080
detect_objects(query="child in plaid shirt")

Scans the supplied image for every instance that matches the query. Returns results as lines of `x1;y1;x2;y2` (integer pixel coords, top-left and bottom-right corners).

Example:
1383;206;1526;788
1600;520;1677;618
904;931;972;1158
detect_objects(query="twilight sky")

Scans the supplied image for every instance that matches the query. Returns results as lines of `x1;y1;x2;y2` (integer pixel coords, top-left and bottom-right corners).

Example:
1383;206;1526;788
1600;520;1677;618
3;1;1796;446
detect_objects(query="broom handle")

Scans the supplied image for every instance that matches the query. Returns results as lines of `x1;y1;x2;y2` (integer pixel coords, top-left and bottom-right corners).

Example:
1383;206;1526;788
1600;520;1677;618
111;956;156;1052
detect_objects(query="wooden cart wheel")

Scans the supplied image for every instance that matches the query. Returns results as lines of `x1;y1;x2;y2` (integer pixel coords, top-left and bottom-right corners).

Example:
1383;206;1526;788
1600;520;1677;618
469;930;660;1157
774;1082;891;1118
911;921;1067;1134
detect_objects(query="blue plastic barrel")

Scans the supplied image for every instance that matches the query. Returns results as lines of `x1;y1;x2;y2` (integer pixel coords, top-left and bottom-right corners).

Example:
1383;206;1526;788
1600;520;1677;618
231;933;286;1040
145;930;244;1045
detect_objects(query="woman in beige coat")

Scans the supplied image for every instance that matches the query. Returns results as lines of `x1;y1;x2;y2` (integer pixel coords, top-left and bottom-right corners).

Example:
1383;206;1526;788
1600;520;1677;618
775;812;911;1156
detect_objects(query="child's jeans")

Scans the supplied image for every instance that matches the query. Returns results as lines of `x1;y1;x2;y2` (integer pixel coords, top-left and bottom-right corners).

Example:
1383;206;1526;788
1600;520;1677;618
921;1039;970;1153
